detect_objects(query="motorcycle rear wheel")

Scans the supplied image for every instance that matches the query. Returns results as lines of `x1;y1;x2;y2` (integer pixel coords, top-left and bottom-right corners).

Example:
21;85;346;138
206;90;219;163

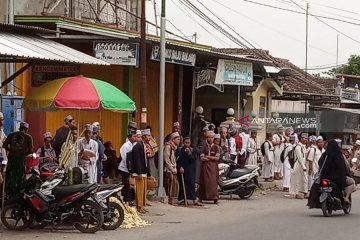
238;188;255;200
1;203;34;231
73;200;104;233
102;201;125;230
321;201;332;217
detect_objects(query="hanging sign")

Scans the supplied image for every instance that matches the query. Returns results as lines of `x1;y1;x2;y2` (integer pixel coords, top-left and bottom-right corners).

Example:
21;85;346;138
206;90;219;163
94;41;139;66
32;64;80;87
215;59;253;86
150;45;196;66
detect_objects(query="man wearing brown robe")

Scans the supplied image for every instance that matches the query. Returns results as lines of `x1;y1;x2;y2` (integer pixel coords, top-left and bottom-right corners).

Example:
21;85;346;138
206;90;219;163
164;132;181;205
199;130;220;204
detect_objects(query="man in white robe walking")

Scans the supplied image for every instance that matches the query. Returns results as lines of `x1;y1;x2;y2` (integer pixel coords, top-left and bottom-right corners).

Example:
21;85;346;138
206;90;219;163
272;124;286;180
307;135;325;189
290;133;308;199
262;133;274;182
283;135;295;192
246;130;258;166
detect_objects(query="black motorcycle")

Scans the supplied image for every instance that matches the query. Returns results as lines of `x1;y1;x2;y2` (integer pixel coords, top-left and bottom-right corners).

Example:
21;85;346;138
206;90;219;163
1;168;104;233
319;178;351;217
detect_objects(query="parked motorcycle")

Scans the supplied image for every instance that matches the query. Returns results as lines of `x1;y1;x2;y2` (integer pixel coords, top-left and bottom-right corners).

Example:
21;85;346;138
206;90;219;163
0;168;104;233
95;183;125;230
319;178;351;217
218;160;259;199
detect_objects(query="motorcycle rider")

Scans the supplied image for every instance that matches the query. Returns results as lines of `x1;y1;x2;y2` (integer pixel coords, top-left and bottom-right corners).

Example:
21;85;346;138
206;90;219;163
307;139;347;208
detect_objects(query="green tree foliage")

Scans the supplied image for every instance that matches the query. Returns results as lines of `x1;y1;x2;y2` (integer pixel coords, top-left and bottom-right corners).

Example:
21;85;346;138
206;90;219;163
324;55;360;76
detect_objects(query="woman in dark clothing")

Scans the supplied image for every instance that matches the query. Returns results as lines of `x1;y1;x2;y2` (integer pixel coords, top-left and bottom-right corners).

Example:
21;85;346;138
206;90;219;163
103;141;118;181
307;139;347;208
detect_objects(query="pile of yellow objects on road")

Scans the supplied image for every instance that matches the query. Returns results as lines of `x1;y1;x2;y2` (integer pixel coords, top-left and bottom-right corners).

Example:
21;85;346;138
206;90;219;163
110;197;150;228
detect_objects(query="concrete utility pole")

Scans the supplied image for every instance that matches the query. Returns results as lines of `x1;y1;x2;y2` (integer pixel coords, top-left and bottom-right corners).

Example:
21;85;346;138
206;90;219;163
153;0;159;36
140;0;148;129
335;34;339;78
305;2;309;81
157;0;166;197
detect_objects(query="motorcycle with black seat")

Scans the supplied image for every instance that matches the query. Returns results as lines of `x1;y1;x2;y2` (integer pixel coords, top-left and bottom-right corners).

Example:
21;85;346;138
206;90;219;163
0;168;104;233
319;178;351;217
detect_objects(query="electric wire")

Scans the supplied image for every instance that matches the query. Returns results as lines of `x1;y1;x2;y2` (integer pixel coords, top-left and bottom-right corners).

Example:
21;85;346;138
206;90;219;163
169;0;232;47
209;0;345;59
288;0;360;45
179;0;274;61
299;0;360;16
243;0;360;26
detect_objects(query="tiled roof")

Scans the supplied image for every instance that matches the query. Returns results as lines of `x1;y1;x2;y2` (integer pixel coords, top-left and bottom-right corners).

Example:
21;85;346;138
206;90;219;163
214;48;337;96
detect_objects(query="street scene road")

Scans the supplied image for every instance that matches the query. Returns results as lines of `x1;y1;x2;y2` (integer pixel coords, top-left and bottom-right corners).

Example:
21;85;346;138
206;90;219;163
1;186;359;240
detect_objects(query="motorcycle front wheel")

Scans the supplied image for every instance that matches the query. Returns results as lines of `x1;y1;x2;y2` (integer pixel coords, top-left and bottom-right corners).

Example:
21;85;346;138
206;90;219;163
321;201;332;217
102;201;125;230
1;203;34;231
73;200;104;233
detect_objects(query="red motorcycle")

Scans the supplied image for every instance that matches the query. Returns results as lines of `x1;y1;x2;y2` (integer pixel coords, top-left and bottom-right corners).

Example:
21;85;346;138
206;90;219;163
1;168;104;233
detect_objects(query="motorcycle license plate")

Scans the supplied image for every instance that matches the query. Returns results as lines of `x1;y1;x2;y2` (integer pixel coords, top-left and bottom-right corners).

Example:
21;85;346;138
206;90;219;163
321;187;332;192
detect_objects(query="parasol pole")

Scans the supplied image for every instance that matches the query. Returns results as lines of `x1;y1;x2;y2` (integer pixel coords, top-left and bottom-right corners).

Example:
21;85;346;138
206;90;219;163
77;109;80;128
99;109;102;136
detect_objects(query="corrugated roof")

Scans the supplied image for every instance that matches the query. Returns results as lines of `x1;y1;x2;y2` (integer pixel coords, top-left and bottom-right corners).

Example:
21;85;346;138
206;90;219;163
0;31;109;65
0;23;58;34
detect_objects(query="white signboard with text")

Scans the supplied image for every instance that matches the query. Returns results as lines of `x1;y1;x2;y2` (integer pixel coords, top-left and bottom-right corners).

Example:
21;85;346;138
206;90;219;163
215;59;253;86
94;41;139;66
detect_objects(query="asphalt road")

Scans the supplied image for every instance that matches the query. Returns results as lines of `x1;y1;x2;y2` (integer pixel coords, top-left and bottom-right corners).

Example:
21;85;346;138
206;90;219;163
1;189;359;240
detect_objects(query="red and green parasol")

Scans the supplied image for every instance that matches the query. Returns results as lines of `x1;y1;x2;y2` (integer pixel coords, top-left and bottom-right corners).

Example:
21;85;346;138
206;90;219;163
24;76;136;112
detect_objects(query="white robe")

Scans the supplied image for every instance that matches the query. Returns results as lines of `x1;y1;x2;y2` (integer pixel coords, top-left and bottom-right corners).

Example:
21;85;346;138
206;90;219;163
240;132;250;157
282;143;293;188
272;133;285;175
307;146;325;189
118;139;135;173
78;138;99;184
246;137;257;166
229;137;237;163
0;129;8;166
290;143;308;195
262;141;274;179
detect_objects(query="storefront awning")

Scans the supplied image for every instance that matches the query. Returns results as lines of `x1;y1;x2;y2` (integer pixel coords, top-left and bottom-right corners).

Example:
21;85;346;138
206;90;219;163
0;31;109;65
311;106;360;115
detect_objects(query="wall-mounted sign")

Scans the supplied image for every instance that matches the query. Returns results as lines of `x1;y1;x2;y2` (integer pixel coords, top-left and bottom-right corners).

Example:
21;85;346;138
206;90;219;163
215;59;253;86
195;68;224;92
94;41;139;66
32;64;80;87
150;45;196;66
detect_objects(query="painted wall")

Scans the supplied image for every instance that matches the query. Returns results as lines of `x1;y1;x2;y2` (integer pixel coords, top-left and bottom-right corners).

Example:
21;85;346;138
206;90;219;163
196;89;238;122
14;0;140;30
249;81;269;143
14;0;44;15
132;61;176;140
271;99;306;114
17;60;176;153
